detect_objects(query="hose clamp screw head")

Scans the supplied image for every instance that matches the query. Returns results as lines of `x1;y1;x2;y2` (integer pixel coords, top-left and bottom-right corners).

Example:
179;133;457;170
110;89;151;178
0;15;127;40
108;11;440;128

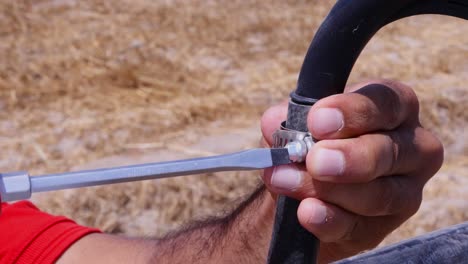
272;121;315;163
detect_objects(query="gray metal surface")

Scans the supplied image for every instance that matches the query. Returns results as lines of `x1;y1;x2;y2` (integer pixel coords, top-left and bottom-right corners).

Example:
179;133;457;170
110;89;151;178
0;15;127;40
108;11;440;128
273;124;314;163
0;171;31;201
30;148;290;193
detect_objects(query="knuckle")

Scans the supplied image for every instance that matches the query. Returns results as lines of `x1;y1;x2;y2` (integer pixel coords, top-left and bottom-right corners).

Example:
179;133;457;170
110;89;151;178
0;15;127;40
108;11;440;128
417;129;444;178
378;86;402;128
350;99;378;129
341;137;378;182
406;188;423;216
360;138;380;181
383;79;420;117
404;86;420;114
386;129;418;175
346;133;399;182
386;132;401;175
429;134;444;164
352;82;400;129
375;177;422;217
340;215;360;242
374;79;420;125
365;151;380;181
398;179;423;218
375;178;398;215
424;129;444;156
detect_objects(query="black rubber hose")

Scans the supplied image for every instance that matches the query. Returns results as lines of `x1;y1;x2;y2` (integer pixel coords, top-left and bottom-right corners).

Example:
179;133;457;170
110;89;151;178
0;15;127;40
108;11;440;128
294;0;468;102
267;0;468;263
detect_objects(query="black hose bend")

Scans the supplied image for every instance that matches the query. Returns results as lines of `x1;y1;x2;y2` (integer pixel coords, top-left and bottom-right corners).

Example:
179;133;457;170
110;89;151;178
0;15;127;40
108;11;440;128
267;1;468;263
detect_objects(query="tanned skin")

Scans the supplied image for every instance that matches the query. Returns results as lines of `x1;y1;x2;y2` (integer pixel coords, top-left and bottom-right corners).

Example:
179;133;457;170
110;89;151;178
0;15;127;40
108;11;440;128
59;186;275;264
57;80;443;264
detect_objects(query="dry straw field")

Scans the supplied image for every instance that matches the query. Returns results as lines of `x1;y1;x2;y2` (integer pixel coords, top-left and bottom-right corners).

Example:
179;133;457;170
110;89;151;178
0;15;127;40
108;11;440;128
0;0;467;247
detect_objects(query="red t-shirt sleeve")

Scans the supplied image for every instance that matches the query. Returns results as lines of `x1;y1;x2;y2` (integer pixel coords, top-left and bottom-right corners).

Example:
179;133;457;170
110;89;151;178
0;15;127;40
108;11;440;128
0;201;101;264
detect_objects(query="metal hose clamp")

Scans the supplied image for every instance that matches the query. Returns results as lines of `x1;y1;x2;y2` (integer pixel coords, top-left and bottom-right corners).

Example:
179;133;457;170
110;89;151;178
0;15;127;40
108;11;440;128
272;121;314;162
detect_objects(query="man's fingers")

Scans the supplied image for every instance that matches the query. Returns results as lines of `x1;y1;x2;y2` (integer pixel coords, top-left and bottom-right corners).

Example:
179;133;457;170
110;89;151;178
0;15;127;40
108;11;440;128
317;176;423;217
306;129;420;183
264;167;422;217
260;103;287;146
319;176;422;217
308;81;419;139
297;199;390;255
298;199;404;252
260;80;420;143
297;198;358;243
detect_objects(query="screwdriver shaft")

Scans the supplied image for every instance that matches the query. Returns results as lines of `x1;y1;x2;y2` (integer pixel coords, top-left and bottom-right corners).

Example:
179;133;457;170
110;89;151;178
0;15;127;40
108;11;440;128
30;148;289;193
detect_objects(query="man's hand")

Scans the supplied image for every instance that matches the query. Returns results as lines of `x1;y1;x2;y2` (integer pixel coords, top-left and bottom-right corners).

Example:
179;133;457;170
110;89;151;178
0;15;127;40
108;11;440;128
37;80;444;264
261;80;444;263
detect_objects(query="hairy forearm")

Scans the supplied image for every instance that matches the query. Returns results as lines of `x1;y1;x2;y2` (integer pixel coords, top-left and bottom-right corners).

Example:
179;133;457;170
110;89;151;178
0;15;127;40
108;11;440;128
58;185;276;263
151;186;275;263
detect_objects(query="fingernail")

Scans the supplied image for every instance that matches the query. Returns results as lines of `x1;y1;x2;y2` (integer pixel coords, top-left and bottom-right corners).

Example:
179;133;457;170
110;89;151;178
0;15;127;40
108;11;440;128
307;203;327;224
310;108;344;136
312;148;345;177
271;165;302;190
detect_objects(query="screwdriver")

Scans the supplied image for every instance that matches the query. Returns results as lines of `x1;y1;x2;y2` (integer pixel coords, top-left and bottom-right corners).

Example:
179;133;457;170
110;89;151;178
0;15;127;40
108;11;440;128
0;141;307;202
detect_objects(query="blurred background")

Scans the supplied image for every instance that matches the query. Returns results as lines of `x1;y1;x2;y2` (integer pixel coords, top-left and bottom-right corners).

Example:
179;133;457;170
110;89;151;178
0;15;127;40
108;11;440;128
0;0;466;246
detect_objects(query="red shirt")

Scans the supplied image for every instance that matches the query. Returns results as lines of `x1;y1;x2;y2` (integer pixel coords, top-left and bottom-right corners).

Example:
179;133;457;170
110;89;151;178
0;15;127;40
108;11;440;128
0;201;101;264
